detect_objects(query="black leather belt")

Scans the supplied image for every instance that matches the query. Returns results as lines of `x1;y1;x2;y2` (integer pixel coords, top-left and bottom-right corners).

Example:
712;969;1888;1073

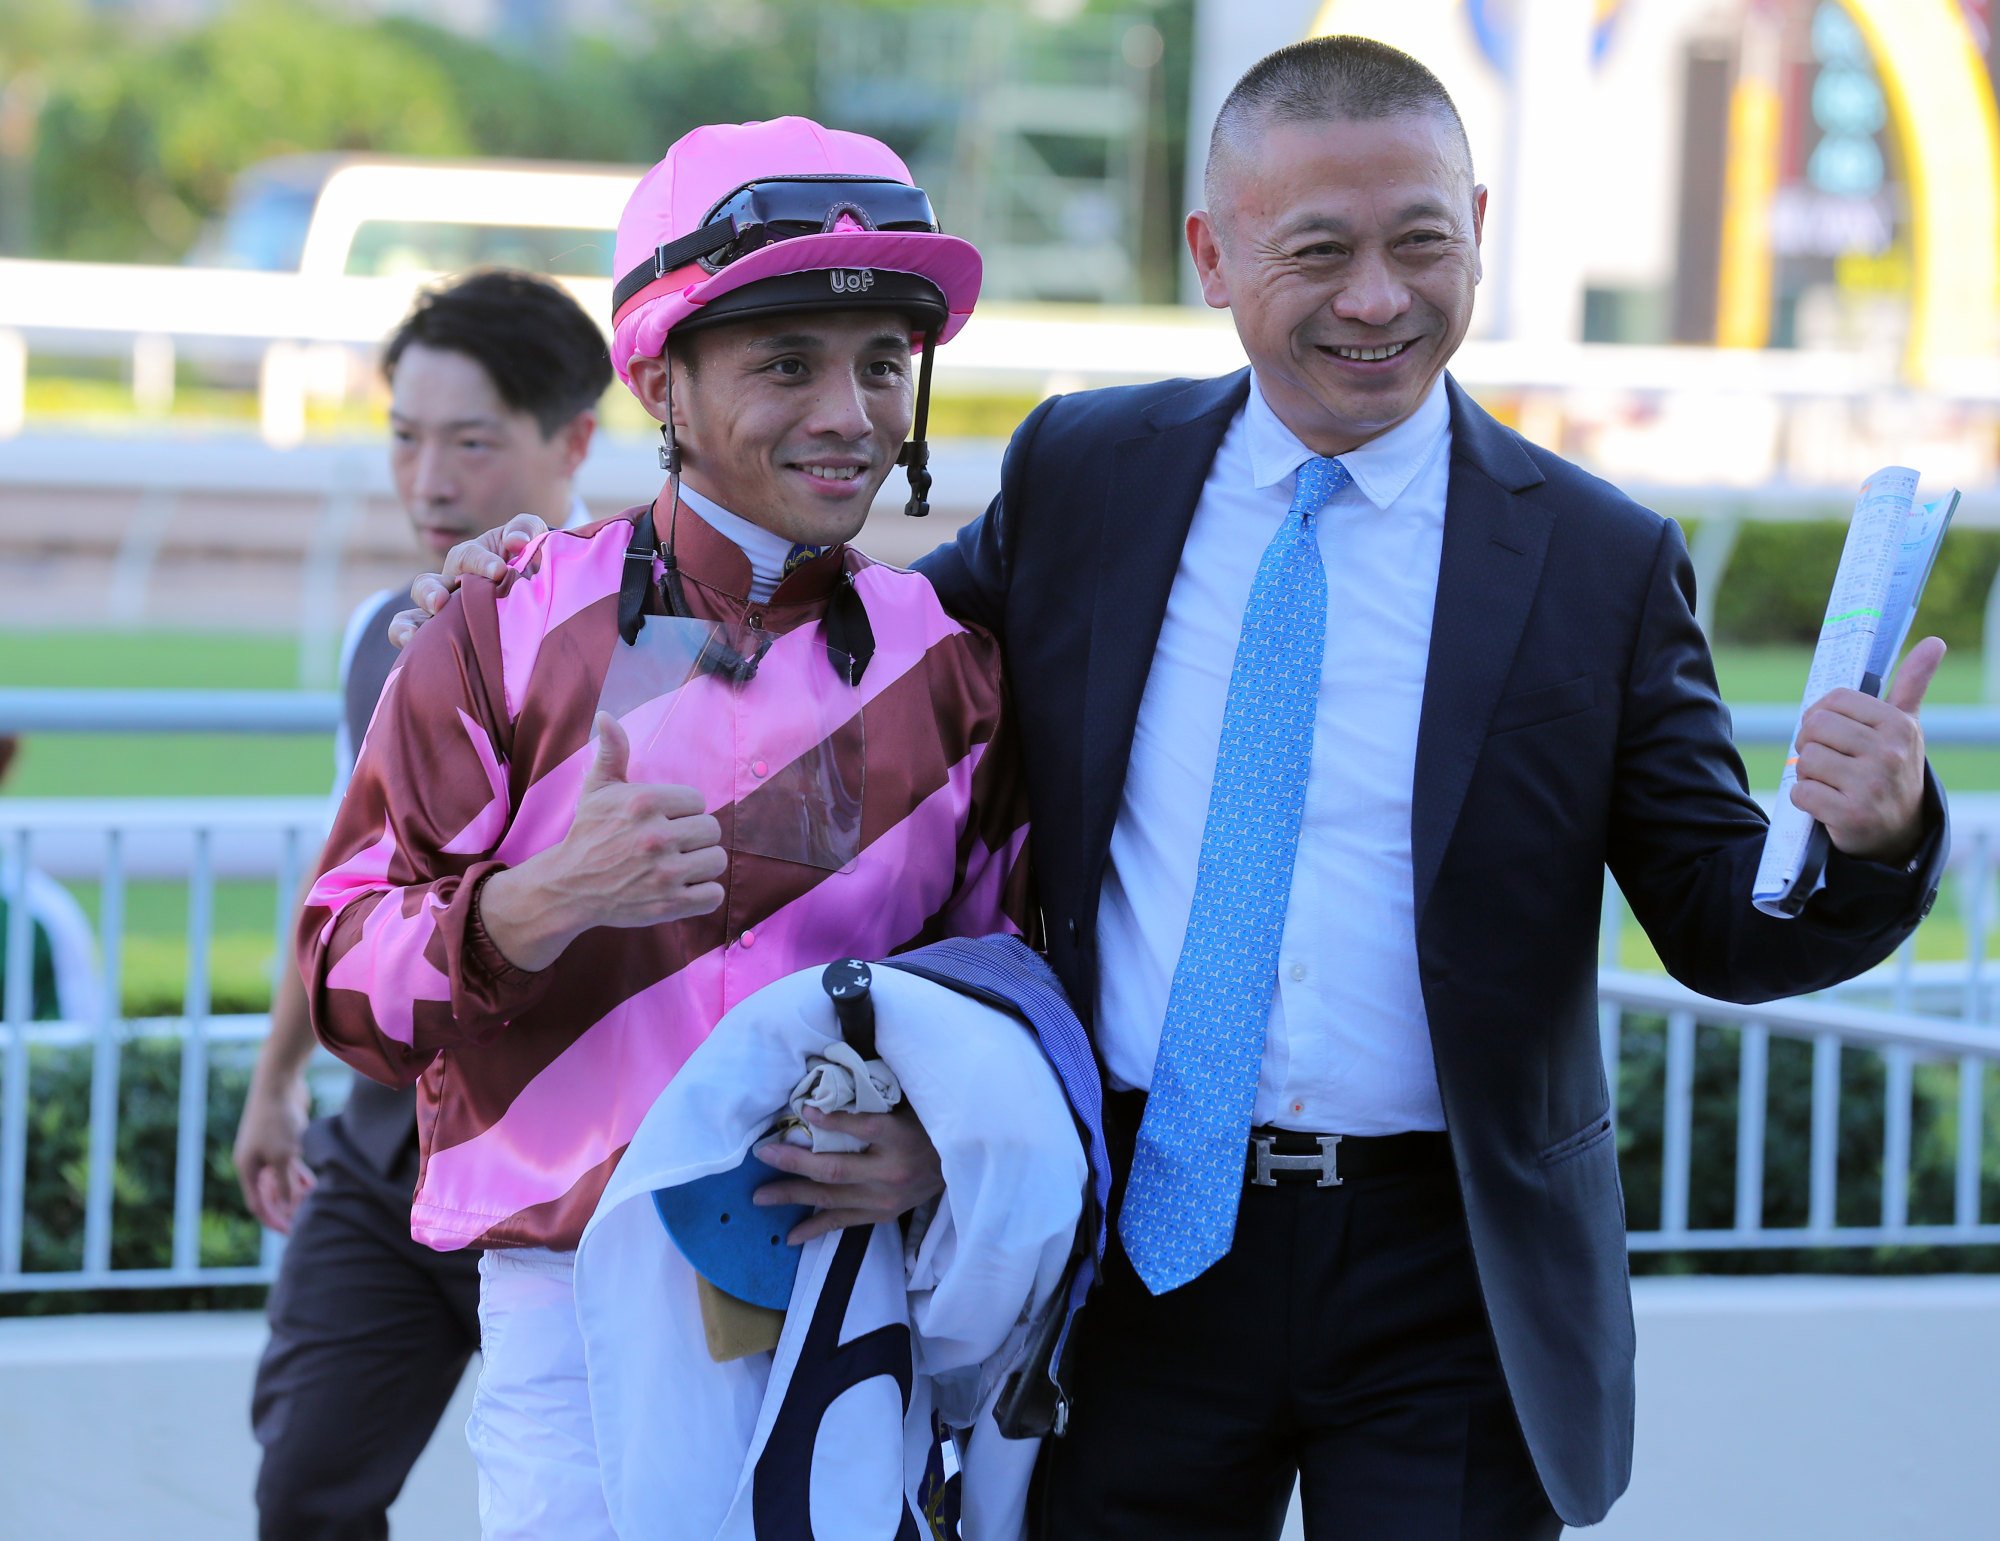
1244;1127;1452;1188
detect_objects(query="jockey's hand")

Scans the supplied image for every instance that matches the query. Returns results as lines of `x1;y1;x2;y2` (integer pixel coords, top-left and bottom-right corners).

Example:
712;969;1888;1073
388;512;551;649
476;713;725;972
751;1103;944;1244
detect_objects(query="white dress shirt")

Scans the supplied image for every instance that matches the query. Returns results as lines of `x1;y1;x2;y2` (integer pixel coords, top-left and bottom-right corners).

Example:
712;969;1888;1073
1095;372;1453;1134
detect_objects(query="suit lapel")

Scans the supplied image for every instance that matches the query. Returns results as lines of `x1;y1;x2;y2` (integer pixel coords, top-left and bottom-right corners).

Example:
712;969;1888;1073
1411;379;1553;920
1080;371;1250;874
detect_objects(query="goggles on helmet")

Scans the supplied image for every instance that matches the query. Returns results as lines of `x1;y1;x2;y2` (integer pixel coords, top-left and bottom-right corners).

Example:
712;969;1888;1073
612;175;939;317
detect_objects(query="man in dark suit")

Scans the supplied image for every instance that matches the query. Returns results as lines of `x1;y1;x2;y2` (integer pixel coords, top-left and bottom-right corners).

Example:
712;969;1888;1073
914;37;1946;1540
403;38;1945;1538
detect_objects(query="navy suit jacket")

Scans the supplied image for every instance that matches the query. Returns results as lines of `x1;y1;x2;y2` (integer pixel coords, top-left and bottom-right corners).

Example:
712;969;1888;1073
916;369;1944;1526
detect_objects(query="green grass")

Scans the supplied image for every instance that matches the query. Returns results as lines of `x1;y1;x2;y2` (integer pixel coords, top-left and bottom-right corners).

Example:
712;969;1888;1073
0;631;333;798
1713;644;2000;792
3;630;326;1005
0;629;305;690
5;634;1995;1007
67;880;287;1015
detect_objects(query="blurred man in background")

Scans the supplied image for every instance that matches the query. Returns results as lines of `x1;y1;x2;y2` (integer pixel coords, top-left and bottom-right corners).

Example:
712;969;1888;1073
234;268;608;1540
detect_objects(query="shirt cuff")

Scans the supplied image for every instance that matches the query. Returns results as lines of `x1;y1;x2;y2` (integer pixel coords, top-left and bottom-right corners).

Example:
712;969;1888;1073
455;862;558;1024
1814;764;1948;927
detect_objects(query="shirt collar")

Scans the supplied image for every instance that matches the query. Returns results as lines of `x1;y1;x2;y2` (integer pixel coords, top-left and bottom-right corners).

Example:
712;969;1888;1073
1245;371;1451;512
659;481;845;605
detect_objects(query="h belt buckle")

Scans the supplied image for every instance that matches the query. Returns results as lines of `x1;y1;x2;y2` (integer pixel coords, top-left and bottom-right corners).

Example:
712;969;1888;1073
1250;1134;1342;1187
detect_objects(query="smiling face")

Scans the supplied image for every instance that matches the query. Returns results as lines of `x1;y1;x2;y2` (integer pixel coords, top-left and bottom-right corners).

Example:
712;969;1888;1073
1189;111;1485;456
387;343;590;559
629;310;916;549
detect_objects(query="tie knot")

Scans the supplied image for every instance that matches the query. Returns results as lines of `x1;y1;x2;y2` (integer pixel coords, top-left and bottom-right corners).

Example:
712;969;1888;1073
1290;456;1350;516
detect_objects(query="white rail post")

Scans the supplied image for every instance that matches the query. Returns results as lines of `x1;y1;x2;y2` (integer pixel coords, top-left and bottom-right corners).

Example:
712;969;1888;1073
1661;1011;1698;1238
1882;1046;1914;1230
81;829;125;1277
260;824;306;1271
259;340;308;450
1955;1057;1984;1233
0;326;23;438
1;831;32;1277
1808;1033;1843;1235
296;449;364;689
171;829;214;1276
131;332;176;418
1687;504;1743;638
1734;1023;1769;1234
105;488;180;629
1984;560;2000;704
1963;831;1991;1022
1598;883;1623;1112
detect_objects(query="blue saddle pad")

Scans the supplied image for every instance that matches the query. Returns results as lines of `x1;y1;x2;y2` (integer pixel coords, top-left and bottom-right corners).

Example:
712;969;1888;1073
652;1150;810;1311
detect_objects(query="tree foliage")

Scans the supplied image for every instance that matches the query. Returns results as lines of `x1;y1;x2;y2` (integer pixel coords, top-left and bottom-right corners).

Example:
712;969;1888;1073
23;3;472;262
3;0;1189;290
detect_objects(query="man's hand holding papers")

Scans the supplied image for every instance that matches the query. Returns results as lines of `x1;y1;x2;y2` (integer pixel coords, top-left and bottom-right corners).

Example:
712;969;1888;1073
1754;468;1956;915
1789;635;1943;865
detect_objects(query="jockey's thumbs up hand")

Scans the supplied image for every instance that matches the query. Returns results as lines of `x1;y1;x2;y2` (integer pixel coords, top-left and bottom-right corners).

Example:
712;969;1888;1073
474;713;727;972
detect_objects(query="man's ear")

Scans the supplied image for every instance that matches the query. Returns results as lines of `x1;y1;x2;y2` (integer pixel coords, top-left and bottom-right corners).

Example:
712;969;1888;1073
1186;209;1231;311
628;355;671;425
556;409;596;476
1471;184;1488;284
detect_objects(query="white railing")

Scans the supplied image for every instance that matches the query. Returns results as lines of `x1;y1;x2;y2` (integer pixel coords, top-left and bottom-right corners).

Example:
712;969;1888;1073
3;697;1999;1292
1604;972;2000;1253
1;801;327;1293
7;255;2000;440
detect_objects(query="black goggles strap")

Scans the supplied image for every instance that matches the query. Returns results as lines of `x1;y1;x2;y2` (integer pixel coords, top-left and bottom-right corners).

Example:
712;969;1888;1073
613;225;737;315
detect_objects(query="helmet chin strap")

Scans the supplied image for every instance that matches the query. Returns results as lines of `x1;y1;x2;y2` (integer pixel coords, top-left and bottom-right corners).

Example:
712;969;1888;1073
896;327;938;517
625;350;875;684
656;368;700;627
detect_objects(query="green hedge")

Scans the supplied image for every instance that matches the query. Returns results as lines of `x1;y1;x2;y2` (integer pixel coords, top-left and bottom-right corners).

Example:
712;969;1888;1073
3;1039;263;1316
1616;1015;2000;1276
8;1012;1999;1316
1704;521;2000;651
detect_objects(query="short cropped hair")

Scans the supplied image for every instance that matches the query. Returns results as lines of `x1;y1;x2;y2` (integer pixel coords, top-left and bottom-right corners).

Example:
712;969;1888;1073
381;269;613;437
1205;36;1472;207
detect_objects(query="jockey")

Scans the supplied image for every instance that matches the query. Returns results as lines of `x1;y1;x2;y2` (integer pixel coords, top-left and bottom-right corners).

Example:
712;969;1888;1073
299;117;1028;1538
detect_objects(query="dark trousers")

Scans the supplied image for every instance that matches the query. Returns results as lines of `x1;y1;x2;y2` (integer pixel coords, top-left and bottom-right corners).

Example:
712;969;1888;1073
1035;1098;1560;1541
250;1127;482;1541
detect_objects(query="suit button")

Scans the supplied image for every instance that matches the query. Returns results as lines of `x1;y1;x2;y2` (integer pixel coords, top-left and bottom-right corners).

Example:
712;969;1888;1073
1066;918;1079;945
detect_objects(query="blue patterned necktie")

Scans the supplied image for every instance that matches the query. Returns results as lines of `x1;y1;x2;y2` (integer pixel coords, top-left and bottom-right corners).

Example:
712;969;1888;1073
1119;454;1349;1294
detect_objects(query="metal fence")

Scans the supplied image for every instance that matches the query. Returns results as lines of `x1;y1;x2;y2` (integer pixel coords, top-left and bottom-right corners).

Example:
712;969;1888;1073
0;794;328;1294
1604;971;2000;1253
3;693;1999;1294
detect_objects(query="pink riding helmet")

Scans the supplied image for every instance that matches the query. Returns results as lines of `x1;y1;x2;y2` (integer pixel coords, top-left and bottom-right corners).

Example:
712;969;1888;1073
608;116;982;390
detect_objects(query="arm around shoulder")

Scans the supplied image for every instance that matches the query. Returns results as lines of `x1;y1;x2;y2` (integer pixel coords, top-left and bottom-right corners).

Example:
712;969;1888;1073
913;393;1063;636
